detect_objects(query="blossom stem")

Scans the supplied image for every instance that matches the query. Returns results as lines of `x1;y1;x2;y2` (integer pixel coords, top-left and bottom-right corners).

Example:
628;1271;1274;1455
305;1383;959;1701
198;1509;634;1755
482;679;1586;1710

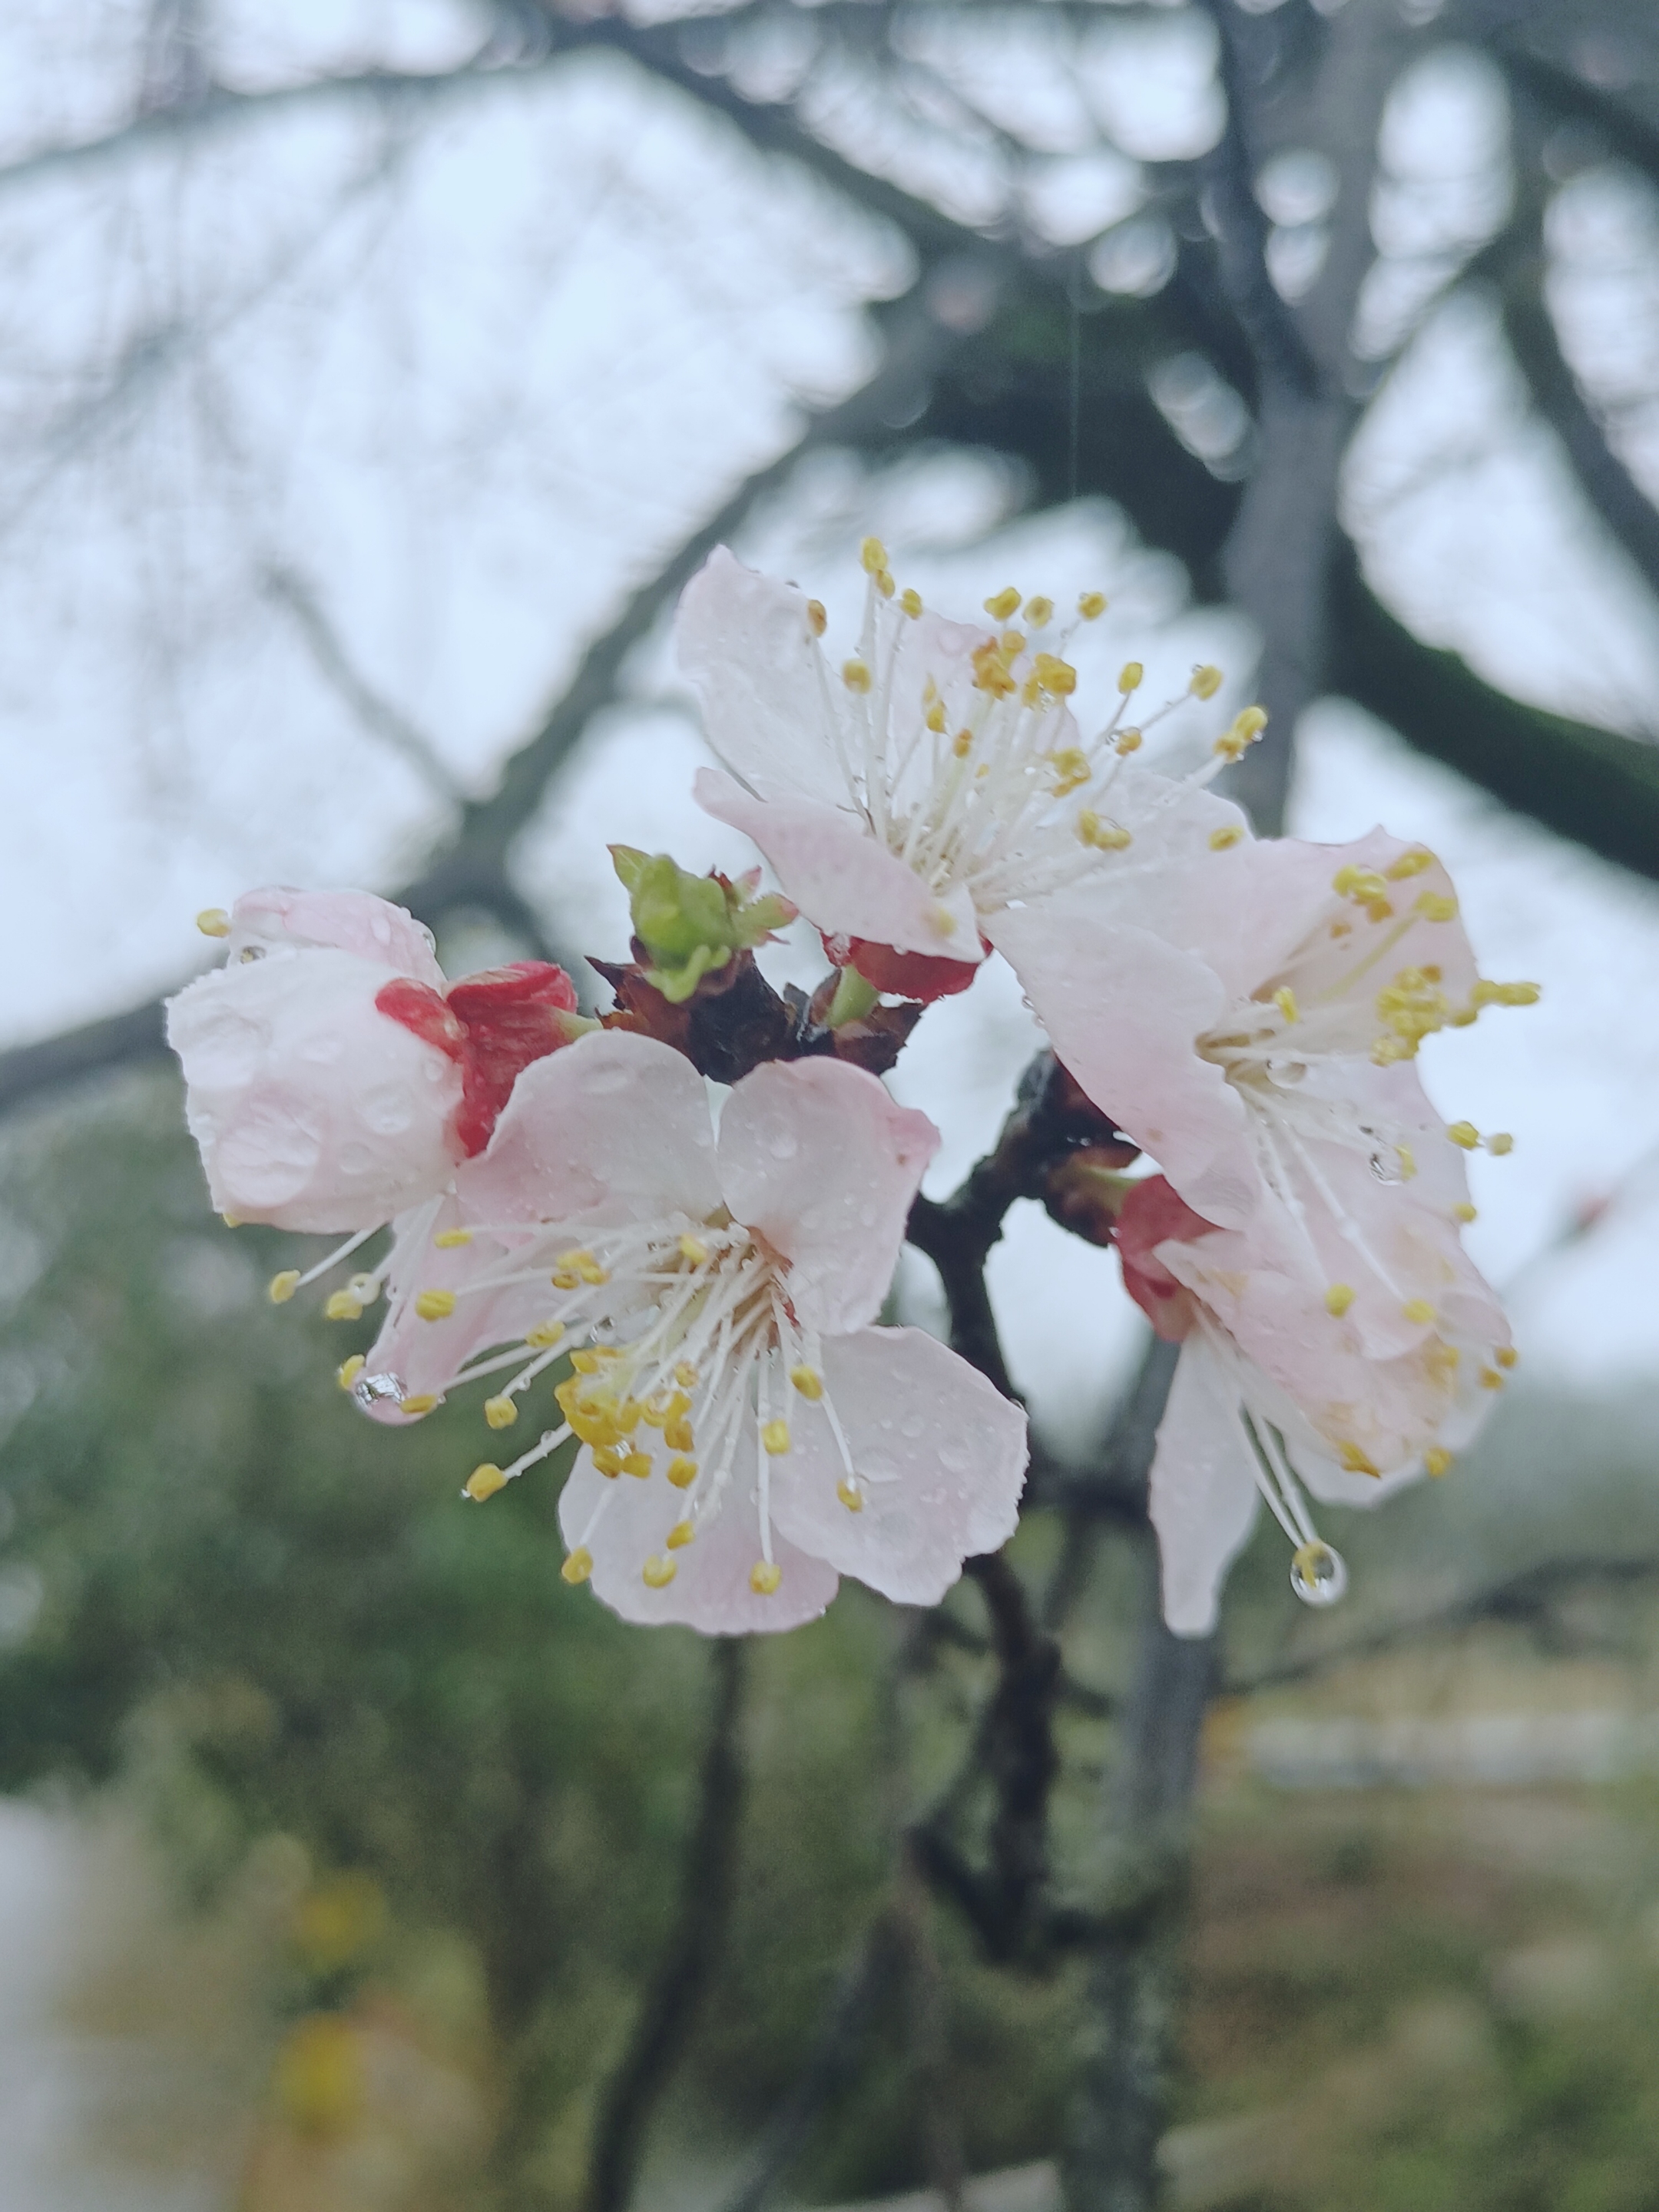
824;965;880;1027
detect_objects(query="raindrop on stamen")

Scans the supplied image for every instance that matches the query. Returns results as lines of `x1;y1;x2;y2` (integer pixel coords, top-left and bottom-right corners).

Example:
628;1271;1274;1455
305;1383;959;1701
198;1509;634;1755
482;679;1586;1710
353;1371;407;1409
1289;1541;1348;1609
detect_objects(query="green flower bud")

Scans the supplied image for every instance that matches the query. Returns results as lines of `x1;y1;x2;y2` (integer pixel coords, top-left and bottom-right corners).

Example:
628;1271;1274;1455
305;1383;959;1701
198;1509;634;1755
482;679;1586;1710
608;848;796;1004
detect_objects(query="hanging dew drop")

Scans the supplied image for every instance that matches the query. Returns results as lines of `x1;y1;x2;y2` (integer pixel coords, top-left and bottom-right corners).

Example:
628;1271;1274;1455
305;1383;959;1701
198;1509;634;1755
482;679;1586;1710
1289;1541;1347;1608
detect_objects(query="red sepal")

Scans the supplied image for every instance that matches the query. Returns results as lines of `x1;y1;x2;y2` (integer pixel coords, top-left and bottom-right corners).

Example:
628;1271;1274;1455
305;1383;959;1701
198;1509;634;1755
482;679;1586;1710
377;960;579;1159
1111;1175;1223;1343
821;932;982;1003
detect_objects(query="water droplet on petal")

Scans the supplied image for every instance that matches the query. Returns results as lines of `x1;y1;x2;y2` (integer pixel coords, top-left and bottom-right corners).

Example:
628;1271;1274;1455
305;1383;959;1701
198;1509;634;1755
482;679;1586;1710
1290;1541;1347;1608
900;1412;926;1439
1266;1058;1306;1087
767;1128;799;1160
353;1371;407;1409
1369;1152;1402;1185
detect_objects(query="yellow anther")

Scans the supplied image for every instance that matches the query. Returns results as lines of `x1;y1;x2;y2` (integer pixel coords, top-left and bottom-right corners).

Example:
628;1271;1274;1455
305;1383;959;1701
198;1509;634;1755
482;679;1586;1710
1118;661;1143;694
593;1445;624;1478
970;637;1019;697
1447;1121;1480;1151
664;1416;695;1454
1452;1202;1477;1224
221;1214;243;1227
1189;663;1224;700
667;1455;698;1489
1339;1442;1381;1477
900;588;923;619
578;1255;608;1285
268;1270;301;1305
1032;652;1078;696
1415;891;1458;922
674;1360;698;1390
1209;824;1243;850
806;599;827;637
1078;591;1108;619
1324;1284;1356;1318
561;1546;593;1583
1273;986;1300;1024
642;1389;691;1432
1424;1447;1453;1478
621;1450;653;1479
1214;706;1269;759
324;1290;363;1323
999;630;1025;656
1025;596;1055;628
983;586;1022;621
196;906;231;937
1385;847;1435;880
337;1356;366;1391
433;1227;472;1248
667;1519;696;1550
1426;1341;1460;1385
873;568;896;599
677;1233;710;1266
929;904;958;937
842;658;873;694
1397;1144;1416;1180
466;1463;508;1502
1402;1300;1437;1326
837;1477;864;1512
571;1349;601;1373
860;536;889;575
485;1396;518;1430
1495;981;1539;1006
790;1365;824;1400
1486;1131;1514;1156
1078;810;1131;851
416;1288;457;1321
761;1419;791;1456
750;1561;783;1595
1048;745;1091;796
952;727;973;758
1114;727;1143;754
1495;1346;1518;1369
525;1320;565;1349
1479;1366;1504;1391
642;1555;677;1589
926;700;947;734
399;1393;439;1417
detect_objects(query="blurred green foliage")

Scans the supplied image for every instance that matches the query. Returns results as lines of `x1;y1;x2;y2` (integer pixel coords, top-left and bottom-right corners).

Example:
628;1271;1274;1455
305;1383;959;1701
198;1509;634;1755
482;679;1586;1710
4;1073;1659;2210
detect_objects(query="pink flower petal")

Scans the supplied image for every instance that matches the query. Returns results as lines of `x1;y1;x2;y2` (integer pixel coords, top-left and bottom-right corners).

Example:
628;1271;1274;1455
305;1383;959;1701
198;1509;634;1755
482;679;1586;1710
675;548;851;809
558;1448;839;1634
717;1060;939;1335
353;1196;553;1425
167;948;462;1233
696;768;983;963
459;1031;721;1229
768;1326;1028;1604
1147;1341;1261;1637
986;908;1257;1227
228;887;444;985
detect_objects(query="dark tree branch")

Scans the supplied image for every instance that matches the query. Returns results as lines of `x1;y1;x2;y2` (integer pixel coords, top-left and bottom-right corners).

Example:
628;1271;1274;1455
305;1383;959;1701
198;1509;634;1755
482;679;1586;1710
261;561;467;806
587;1641;748;2212
1501;48;1659;194
1333;545;1659;880
1498;263;1659;608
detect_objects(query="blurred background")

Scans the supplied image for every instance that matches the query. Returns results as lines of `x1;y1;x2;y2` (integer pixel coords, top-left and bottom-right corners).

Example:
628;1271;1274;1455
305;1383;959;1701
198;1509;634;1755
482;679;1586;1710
0;2;1657;2207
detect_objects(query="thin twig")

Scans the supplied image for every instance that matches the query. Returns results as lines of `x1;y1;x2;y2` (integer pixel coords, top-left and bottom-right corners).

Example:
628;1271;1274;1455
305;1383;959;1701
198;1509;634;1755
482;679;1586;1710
587;1640;748;2212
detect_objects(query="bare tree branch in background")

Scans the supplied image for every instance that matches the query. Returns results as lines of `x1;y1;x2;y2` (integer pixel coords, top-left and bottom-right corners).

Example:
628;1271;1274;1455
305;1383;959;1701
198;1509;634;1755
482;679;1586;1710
584;1641;749;2212
260;561;469;807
